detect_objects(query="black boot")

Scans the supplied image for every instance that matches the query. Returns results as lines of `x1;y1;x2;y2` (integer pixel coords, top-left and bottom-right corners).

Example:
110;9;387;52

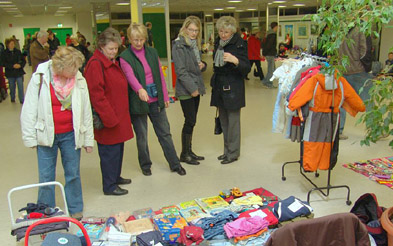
0;88;7;100
180;133;200;165
189;134;204;160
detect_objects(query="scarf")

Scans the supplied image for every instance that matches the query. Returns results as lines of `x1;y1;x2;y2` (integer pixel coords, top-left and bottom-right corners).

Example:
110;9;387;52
189;39;201;63
50;67;75;110
213;35;234;67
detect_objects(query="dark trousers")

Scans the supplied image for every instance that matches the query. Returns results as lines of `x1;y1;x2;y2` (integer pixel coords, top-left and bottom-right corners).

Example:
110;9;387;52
219;107;241;159
97;142;124;193
131;102;181;171
180;96;200;134
249;60;264;80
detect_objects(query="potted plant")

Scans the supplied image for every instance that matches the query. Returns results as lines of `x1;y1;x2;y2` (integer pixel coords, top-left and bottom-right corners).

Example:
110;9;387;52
310;0;393;145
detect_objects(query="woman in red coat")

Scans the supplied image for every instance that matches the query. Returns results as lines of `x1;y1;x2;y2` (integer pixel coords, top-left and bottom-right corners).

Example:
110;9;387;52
84;28;134;196
247;29;264;81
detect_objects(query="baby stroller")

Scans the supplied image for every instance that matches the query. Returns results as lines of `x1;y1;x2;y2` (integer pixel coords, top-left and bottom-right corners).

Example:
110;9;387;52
8;181;90;245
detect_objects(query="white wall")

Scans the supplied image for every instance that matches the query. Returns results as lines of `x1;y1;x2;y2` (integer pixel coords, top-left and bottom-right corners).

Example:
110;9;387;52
0;15;77;46
379;21;393;65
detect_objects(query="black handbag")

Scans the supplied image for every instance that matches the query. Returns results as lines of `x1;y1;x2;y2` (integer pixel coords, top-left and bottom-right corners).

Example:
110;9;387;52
214;108;222;135
92;108;104;130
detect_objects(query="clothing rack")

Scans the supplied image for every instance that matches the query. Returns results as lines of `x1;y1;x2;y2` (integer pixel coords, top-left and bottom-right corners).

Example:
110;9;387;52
281;56;351;205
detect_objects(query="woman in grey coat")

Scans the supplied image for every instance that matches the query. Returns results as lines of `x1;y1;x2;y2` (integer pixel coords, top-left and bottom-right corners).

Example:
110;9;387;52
172;16;206;165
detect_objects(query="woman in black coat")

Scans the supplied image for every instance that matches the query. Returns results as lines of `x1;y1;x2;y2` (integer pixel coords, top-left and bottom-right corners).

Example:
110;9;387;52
2;38;26;103
211;16;251;164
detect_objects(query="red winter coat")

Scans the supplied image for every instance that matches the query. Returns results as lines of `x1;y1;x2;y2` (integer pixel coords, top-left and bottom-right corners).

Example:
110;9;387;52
84;50;133;145
247;35;261;60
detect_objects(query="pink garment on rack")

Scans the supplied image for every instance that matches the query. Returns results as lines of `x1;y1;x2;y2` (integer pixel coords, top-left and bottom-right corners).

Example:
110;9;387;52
289;65;321;100
223;216;269;238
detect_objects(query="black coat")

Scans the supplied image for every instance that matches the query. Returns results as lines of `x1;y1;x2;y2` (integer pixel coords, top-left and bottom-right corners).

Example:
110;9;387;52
48;36;60;56
262;30;277;56
2;48;26;78
210;33;251;110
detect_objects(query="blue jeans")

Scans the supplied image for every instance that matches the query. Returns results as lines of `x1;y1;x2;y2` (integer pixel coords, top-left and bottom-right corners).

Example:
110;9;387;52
131;101;181;171
37;131;83;215
339;72;374;133
263;56;275;86
8;76;24;103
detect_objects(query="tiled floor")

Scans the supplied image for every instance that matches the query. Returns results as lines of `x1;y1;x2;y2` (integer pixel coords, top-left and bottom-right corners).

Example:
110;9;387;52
1;57;392;245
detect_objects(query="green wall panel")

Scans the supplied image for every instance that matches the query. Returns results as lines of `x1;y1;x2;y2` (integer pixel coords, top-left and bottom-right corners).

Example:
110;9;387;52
143;13;167;58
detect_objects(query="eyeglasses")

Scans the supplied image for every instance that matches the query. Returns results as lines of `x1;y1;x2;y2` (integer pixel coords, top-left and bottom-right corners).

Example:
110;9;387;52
187;28;199;33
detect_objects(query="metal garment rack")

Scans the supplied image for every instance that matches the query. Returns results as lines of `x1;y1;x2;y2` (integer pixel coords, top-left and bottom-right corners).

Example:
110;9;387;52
281;58;352;205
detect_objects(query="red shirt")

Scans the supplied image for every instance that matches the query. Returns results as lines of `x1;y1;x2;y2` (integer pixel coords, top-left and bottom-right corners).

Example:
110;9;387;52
50;84;73;134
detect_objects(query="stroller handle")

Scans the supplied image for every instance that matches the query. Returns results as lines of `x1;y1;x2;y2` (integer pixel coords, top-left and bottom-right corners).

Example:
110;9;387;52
24;216;91;246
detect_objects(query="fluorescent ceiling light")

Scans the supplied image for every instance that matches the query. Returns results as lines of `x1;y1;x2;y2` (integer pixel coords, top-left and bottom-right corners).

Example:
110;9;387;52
293;3;306;6
214;8;224;10
4;7;17;10
0;4;15;7
268;2;273;5
205;14;212;16
56;10;68;12
59;6;72;9
278;5;287;7
116;2;130;5
247;8;257;10
228;0;242;3
273;0;287;3
0;1;13;3
235;9;244;12
226;6;236;9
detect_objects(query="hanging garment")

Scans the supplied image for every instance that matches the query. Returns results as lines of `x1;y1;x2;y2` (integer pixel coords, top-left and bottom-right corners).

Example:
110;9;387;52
288;73;365;171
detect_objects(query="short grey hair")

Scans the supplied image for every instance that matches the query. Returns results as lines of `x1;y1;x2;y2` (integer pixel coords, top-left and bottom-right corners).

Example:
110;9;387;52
97;27;122;48
216;16;237;34
37;30;49;39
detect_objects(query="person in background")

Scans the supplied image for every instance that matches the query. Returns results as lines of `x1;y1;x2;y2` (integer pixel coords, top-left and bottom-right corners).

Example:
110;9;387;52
12;35;21;50
84;27;134;196
23;33;32;66
65;34;72;46
247;29;264;82
0;42;8;102
76;31;87;47
145;22;154;47
172;16;206;165
69;34;89;71
120;23;186;176
240;28;248;41
2;38;26;103
29;30;49;73
86;42;95;55
262;22;278;88
385;52;393;74
211;16;251;165
338;27;374;140
47;30;60;57
21;47;94;220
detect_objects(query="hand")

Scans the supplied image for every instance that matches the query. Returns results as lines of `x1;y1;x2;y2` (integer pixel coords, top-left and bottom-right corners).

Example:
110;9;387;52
84;146;93;153
165;101;170;108
223;52;239;66
191;90;199;97
138;89;149;102
13;64;21;69
198;62;205;71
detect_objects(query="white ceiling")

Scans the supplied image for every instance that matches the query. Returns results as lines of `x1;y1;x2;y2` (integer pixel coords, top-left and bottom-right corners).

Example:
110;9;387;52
0;0;318;17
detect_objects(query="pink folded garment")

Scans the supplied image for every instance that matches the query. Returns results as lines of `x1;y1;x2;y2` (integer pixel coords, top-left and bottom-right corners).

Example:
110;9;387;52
223;216;269;238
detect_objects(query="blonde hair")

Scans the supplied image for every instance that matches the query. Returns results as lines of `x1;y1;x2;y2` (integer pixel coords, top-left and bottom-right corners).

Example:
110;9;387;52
127;23;148;41
178;16;202;49
216;16;237;34
51;46;85;75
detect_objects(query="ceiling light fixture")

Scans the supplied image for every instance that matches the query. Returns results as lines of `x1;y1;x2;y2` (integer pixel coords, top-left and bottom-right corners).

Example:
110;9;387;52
226;6;236;9
59;6;72;9
235;9;244;12
293;3;306;6
205;14;212;16
0;1;13;3
116;2;130;5
0;4;15;7
273;0;287;3
228;0;242;3
56;10;68;13
214;8;224;10
278;5;287;7
247;8;257;10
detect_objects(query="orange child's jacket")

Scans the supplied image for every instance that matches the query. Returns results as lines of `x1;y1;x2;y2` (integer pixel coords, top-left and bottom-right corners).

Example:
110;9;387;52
288;73;365;171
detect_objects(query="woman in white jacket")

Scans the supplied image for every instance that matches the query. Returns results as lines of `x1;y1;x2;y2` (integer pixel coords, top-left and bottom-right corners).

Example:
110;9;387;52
21;47;94;220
